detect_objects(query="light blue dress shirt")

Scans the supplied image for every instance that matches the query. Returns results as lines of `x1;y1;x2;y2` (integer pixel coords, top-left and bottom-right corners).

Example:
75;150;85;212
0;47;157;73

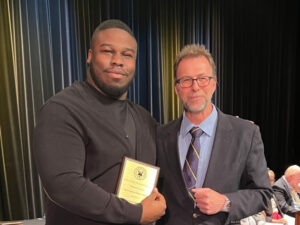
178;104;218;188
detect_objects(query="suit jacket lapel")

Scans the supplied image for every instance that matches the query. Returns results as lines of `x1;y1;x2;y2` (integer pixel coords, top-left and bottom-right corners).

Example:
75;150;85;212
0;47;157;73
203;110;233;188
163;118;191;198
281;177;295;203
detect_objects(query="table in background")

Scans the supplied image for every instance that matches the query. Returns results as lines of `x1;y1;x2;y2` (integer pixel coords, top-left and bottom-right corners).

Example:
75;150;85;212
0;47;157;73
23;219;45;225
0;218;45;225
296;211;300;225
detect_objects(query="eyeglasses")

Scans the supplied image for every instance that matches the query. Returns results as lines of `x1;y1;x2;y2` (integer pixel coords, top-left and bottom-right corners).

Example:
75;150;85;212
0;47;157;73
175;76;215;88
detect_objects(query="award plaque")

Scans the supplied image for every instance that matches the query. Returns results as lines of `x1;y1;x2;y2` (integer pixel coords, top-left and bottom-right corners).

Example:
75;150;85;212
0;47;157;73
115;157;160;204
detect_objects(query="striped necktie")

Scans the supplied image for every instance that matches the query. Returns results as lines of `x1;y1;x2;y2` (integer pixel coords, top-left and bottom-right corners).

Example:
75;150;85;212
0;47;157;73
182;127;203;198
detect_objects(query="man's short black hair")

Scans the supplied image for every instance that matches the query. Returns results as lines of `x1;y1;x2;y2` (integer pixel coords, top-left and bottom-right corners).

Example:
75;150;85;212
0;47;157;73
95;19;134;37
90;19;136;48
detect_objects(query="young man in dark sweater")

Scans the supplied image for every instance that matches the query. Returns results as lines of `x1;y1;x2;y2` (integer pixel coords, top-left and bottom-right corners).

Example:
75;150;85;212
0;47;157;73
33;19;165;225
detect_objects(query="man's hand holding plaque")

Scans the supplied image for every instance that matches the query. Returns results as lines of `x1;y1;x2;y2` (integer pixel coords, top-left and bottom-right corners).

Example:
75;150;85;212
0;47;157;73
140;188;166;224
116;157;166;223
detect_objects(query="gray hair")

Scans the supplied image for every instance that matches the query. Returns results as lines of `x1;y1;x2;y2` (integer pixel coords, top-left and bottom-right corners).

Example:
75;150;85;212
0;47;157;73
174;44;216;78
267;168;274;174
285;165;300;178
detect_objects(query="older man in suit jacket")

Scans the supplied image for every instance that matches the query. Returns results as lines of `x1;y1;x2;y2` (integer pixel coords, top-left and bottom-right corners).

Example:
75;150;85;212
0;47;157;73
156;44;272;225
273;165;300;217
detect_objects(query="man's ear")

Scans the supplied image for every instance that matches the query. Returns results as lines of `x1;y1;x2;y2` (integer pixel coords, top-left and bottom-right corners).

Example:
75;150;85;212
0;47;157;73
174;83;179;97
212;78;217;92
87;49;93;64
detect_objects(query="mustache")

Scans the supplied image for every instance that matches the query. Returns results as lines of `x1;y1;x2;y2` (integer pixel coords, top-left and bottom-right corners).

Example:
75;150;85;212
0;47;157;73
188;94;205;98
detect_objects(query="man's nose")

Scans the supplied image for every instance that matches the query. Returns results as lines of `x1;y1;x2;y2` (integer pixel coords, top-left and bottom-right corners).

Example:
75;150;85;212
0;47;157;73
111;53;123;66
191;79;200;91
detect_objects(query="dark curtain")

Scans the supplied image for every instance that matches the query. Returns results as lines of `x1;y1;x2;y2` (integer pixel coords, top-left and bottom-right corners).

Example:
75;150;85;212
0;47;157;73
218;0;298;177
0;0;298;221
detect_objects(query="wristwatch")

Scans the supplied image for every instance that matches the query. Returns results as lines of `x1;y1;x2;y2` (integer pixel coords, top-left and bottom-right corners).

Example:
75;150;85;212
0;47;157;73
222;196;231;212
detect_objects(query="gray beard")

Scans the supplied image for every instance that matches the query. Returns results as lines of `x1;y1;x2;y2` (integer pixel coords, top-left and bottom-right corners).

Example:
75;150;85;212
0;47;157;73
183;98;208;114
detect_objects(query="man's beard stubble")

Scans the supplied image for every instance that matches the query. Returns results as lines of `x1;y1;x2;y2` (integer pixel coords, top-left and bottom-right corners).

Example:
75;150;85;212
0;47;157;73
183;98;208;114
89;62;134;99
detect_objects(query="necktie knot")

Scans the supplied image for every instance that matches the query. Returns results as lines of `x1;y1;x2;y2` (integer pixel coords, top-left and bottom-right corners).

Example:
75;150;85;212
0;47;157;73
190;127;203;138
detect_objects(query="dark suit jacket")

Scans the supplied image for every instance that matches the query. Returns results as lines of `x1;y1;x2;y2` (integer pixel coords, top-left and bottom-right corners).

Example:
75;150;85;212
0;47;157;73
157;109;272;225
273;176;300;217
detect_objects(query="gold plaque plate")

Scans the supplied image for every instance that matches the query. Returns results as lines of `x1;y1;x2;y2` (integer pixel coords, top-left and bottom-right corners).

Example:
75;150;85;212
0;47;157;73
115;157;160;204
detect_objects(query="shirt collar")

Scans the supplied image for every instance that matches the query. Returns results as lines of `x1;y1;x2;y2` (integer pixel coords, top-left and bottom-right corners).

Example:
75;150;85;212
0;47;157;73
180;104;218;137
